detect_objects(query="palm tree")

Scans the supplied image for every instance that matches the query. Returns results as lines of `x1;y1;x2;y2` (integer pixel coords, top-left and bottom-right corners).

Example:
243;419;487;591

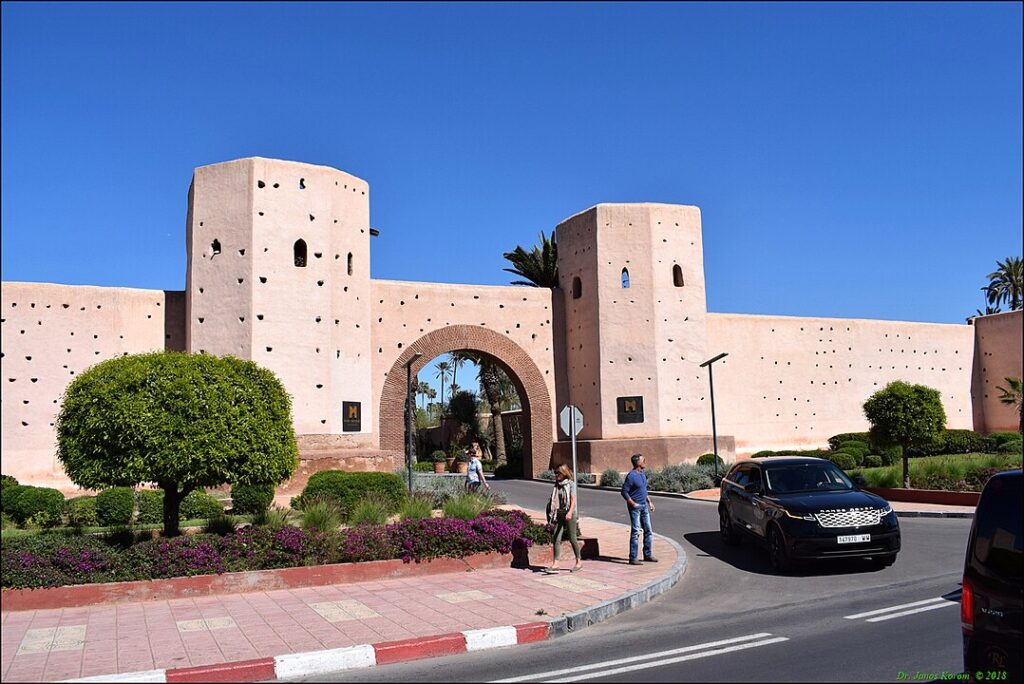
503;231;559;288
434;361;451;415
985;256;1023;311
996;377;1023;434
477;359;508;466
417;380;431;410
449;351;470;402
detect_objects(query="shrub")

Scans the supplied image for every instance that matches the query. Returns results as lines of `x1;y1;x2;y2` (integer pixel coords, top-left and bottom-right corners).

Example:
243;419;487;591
431;450;447;463
410;473;465;508
443;493;490;520
480;459;495;471
996;438;1023;454
1;512;13;530
135;490;165;524
65;496;99;528
880;446;902;466
989;432;1022;449
938;429;988;455
538;470;556;481
301;500;342;532
413;461;435;472
0;474;18;491
828;452;858;471
696;453;726;469
230;483;275;515
576;472;596;485
96;487;135;526
398;492;434;521
863;455;883;468
4;486;66;526
751;451;776;459
646;464;715;493
203;514;238;536
251;506;291;530
56;351;298;536
599;468;623;488
180;490;224;520
837;441;870;458
294;471;406;518
1;534;126;589
828;433;871;451
348;494;392;526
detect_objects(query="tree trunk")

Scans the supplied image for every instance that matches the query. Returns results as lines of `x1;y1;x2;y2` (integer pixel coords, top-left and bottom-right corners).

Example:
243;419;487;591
902;451;910;489
491;409;506;466
161;483;190;537
479;362;507;466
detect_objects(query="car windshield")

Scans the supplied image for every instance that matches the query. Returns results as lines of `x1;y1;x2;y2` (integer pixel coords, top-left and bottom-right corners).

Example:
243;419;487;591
764;463;854;494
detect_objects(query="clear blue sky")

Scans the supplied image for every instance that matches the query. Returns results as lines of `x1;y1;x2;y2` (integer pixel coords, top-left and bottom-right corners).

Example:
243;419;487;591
2;3;1021;401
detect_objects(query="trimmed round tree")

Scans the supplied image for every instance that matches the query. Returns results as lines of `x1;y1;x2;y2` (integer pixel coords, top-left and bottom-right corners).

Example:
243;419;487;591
863;381;946;489
56;352;298;536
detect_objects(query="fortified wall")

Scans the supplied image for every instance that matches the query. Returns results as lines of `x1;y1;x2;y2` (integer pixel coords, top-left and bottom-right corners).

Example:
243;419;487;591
1;157;1020;490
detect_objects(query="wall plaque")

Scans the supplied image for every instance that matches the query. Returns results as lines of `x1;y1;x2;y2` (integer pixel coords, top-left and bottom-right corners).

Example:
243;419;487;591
342;401;361;432
616;396;644;424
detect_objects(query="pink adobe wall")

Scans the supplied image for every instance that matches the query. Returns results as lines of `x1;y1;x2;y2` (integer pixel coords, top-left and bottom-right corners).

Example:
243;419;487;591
973;310;1023;432
1;282;184;490
706;313;977;454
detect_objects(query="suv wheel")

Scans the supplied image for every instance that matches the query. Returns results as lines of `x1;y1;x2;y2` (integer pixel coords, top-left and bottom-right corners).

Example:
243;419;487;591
720;508;741;546
768;526;792;574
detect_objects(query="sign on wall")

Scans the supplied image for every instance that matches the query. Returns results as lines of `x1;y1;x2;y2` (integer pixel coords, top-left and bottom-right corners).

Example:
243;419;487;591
342;402;361;432
616;396;644;424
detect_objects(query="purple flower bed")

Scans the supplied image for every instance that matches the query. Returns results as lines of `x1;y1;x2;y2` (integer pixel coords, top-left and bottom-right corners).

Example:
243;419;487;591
1;508;545;590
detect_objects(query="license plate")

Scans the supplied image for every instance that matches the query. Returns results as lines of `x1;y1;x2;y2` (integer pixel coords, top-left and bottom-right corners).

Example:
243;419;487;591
837;534;870;544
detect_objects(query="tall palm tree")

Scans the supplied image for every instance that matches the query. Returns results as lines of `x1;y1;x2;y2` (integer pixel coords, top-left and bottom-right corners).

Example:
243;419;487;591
503;231;559;288
477;359;508;466
434;361;451;415
449;351;470;403
985;256;1023;311
996;377;1023;434
417;380;431;410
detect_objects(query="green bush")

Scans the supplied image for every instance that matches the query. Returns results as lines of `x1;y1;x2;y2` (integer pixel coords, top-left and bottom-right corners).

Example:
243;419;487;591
576;472;596;485
96;487;135;526
301;499;342;532
413;461;435;472
202;514;238;536
431;450;447;463
538;469;556;481
600;468;623;487
180;490;224;520
646;464;715;493
251;506;291;529
493;456;523;479
348;494;392;525
294;471;406;519
0;474;18;491
996;438;1022;454
65;496;99;528
828;433;871;451
828;452;858;471
1;512;14;530
230;483;275;515
751;451;776;459
398;492;434;521
775;449;831;459
4;485;66;526
135;490;165;524
880;446;902;466
443;492;490;520
697;453;726;469
837;441;870;458
410;473;465;508
863;455;883;469
989;432;1022;449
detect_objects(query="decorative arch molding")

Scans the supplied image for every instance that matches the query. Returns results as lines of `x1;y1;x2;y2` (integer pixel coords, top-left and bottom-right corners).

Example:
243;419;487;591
378;325;553;477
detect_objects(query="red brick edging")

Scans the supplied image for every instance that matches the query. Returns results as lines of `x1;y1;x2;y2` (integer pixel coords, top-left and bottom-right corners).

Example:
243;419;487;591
865;486;980;507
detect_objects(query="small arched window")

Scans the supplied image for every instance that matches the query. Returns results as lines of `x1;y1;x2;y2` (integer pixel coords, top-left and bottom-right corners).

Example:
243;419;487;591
673;264;684;287
572;276;582;299
621;268;630;289
347;252;353;276
294;239;307;267
210;239;222;257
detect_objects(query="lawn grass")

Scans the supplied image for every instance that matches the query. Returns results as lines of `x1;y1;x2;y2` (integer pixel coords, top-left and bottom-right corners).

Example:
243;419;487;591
849;453;1021;490
1;516;254;540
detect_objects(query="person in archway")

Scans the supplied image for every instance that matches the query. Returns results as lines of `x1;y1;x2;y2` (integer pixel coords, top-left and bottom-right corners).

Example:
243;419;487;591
544;464;582;574
465;444;490;494
621;453;657;565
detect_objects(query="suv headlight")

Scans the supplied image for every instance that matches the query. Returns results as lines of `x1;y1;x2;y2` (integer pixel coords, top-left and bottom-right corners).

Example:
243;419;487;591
877;506;893;517
783;509;816;522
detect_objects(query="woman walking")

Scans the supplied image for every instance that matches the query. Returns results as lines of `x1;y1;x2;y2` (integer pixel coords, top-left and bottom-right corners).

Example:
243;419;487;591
545;464;582;573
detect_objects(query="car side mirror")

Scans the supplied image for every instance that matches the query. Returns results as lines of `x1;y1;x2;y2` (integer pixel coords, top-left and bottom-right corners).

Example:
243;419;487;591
744;482;761;494
852;475;868;488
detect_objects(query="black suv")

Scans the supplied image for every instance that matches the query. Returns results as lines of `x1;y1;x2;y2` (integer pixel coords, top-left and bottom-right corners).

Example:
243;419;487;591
962;469;1022;681
719;457;900;572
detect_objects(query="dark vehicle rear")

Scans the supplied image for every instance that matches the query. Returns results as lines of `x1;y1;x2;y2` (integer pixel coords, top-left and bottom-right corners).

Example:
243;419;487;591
962;469;1022;681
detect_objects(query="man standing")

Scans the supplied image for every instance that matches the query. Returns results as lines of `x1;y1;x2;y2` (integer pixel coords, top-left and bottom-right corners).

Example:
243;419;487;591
620;453;657;565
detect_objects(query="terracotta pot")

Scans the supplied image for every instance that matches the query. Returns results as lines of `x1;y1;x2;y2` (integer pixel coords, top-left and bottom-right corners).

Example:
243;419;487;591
456;462;469;474
446;458;456;471
433;462;447;474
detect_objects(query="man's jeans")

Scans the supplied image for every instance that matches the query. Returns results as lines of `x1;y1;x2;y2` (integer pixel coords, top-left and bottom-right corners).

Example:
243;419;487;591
628;503;653;560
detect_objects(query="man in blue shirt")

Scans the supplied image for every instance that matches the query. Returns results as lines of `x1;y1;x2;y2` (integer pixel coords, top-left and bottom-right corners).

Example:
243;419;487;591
620;453;657;565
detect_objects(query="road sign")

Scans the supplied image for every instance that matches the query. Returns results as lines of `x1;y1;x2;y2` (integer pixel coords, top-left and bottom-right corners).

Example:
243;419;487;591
559;405;584;437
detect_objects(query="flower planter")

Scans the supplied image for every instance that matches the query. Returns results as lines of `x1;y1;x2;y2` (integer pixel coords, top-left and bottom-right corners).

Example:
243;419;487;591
865;486;980;507
433;462;447;474
446;458;456;471
456;462;469;474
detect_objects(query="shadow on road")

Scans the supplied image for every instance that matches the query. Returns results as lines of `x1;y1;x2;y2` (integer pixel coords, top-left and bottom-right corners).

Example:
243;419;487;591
684;531;894;577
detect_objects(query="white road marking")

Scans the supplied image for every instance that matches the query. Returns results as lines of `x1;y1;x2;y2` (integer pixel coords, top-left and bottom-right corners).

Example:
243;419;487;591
844;596;949;620
490;633;787;683
865;601;958;622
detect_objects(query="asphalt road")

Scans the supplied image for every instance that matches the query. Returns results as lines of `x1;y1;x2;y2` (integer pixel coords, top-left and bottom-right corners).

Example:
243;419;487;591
297;480;973;683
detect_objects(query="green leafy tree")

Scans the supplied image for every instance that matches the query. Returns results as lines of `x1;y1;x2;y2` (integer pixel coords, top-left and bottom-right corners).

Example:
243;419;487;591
863;381;947;488
995;377;1023;434
503;231;559;288
984;256;1023;311
56;352;298;536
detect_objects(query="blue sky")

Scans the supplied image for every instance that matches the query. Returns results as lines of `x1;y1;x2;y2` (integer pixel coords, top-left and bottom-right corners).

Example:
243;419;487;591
2;3;1021;400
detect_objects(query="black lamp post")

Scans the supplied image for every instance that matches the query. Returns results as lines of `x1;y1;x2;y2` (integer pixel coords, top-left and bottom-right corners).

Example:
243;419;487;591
404;352;423;493
699;352;729;480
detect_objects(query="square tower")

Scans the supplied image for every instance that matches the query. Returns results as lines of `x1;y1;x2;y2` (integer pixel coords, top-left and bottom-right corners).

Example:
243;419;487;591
185;158;373;438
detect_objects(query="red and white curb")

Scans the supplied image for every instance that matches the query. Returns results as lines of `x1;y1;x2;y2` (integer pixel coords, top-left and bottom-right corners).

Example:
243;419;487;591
65;622;550;683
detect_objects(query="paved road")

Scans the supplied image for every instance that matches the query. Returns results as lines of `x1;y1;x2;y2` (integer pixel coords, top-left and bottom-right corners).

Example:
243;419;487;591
299;480;972;682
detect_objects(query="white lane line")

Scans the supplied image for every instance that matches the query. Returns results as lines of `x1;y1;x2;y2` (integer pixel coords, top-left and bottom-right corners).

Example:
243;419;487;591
865;601;958;623
490;633;777;683
844;596;948;620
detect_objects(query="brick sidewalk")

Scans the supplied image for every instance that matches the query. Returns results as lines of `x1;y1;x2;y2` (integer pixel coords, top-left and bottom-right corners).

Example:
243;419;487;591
1;513;675;682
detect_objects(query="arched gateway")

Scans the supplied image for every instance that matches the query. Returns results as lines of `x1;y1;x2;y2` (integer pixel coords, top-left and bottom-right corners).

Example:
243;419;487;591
378;325;553;478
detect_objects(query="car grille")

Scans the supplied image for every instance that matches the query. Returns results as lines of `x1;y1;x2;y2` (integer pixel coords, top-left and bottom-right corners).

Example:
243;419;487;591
814;508;883;528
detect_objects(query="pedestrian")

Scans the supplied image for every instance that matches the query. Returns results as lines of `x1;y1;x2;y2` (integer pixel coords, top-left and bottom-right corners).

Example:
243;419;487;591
621;453;657;565
545;464;582;574
465;446;490;494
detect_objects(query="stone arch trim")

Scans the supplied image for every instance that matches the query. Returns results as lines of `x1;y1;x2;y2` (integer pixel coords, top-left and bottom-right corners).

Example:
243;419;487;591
379;325;553;477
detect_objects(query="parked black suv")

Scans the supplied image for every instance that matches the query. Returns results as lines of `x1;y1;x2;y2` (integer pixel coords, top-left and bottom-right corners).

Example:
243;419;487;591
962;469;1022;682
719;457;900;572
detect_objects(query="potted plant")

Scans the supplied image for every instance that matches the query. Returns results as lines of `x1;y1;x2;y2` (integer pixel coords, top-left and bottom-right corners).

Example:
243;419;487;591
446;444;459;472
455;449;470;474
431;450;448;474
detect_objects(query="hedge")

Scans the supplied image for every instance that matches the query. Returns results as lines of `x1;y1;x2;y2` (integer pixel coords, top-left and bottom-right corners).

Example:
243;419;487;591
65;496;99;528
828;452;858;471
3;486;65;526
136;490;165;524
828;433;871;451
180;490;224;520
293;471;406;520
863;455;883;469
1;474;18;491
230;483;275;515
697;453;726;469
96;487;135;526
599;468;623;487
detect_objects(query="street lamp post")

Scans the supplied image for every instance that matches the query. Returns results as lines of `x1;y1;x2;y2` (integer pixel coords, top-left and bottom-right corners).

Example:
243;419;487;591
699;352;729;480
404;352;424;493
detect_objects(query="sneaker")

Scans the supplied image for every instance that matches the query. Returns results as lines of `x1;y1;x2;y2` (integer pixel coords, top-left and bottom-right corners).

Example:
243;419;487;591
628;558;643;565
644;556;659;563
